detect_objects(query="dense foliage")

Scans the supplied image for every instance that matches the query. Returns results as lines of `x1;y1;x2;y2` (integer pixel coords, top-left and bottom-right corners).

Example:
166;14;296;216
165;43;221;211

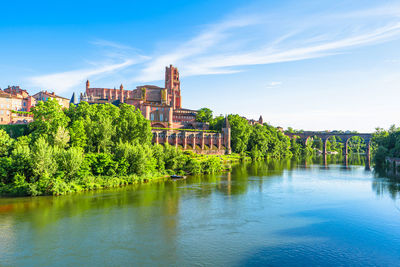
0;100;223;196
209;114;293;160
0;124;30;138
195;108;213;123
372;125;400;170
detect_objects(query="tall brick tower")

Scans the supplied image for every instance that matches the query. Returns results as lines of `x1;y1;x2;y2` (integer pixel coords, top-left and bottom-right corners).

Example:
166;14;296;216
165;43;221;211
165;65;181;109
120;84;124;103
222;116;232;154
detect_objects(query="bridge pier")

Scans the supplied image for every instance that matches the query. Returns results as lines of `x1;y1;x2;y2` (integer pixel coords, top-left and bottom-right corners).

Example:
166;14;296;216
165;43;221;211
183;132;187;149
201;132;205;150
343;138;349;156
322;138;327;155
365;139;371;170
344;154;349;169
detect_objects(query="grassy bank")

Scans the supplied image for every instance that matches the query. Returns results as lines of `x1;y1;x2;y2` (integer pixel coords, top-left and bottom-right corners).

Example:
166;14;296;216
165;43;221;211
0;172;167;197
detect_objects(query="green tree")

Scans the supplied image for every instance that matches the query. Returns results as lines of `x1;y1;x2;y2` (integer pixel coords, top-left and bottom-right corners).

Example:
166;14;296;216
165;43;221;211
53;126;70;148
30;99;70;145
0;129;13;157
57;147;84;181
31;137;57;180
115;104;152;145
196;108;213;123
227;114;251;154
69;119;88;148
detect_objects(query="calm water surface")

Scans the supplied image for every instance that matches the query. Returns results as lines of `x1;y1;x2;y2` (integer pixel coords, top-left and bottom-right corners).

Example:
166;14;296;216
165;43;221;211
1;157;400;266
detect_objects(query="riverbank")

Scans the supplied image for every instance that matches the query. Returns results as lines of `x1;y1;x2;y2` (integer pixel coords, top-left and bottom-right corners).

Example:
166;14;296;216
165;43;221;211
0;172;167;197
0;152;245;197
2;161;399;266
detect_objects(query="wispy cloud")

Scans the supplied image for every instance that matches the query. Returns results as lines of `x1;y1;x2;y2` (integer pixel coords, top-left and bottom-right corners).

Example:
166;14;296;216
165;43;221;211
135;16;260;82
28;2;400;93
90;39;134;50
133;3;400;82
30;60;136;94
266;82;282;89
29;38;148;94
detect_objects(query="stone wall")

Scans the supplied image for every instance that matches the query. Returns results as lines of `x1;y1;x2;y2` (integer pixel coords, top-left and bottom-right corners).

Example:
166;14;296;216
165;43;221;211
152;129;230;155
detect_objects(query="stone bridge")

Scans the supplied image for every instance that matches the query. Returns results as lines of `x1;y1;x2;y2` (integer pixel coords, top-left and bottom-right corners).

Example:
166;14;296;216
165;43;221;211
285;131;373;156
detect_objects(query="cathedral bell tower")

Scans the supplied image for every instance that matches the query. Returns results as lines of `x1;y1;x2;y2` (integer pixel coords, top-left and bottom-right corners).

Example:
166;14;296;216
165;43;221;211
165;65;181;109
120;84;124;103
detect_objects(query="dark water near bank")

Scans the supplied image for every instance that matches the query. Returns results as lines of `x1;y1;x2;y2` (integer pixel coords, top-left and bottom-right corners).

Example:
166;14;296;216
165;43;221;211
1;157;400;266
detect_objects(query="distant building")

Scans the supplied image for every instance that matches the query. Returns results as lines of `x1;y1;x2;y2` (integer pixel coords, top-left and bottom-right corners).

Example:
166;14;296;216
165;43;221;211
0;86;35;124
247;115;264;126
0;86;70;125
32;91;70;109
81;65;203;129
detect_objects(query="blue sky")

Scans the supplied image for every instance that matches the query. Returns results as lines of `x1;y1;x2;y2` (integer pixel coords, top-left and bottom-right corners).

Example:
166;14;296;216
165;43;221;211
1;0;400;132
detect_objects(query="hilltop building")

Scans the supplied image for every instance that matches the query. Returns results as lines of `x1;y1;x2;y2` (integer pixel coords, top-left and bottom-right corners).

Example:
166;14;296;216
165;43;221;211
32;91;70;108
0;86;70;124
246;115;264;125
79;64;231;154
81;65;204;129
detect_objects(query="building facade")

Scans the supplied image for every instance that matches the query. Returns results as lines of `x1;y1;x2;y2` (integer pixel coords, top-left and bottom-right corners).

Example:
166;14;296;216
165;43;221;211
32;91;70;109
0;86;70;125
247;115;264;125
79;64;231;154
81;65;202;129
152;116;231;155
0;86;35;124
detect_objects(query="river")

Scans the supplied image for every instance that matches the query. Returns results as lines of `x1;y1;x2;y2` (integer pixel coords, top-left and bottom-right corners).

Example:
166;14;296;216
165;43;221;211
1;157;400;266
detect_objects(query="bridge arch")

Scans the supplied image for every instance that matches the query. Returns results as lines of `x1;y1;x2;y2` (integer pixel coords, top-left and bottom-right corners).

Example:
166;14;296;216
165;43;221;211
285;131;372;156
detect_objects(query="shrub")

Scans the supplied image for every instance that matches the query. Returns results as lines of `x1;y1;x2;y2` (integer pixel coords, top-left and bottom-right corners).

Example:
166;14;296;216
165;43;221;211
31;137;57;180
57;147;84;181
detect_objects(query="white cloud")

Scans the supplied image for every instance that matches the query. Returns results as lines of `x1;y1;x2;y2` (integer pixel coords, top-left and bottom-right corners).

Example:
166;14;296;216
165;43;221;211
133;4;400;82
135;16;261;82
266;82;282;89
29;60;136;94
27;2;400;94
90;39;134;50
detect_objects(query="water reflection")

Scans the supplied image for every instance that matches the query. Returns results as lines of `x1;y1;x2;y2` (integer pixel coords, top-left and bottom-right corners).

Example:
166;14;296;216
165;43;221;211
1;158;400;266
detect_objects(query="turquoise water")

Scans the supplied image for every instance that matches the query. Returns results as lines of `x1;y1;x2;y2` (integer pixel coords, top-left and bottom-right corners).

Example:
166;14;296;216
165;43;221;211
1;158;400;266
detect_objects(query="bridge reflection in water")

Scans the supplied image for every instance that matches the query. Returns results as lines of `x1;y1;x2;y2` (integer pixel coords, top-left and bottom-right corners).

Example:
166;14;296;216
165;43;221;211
302;153;371;170
286;131;372;170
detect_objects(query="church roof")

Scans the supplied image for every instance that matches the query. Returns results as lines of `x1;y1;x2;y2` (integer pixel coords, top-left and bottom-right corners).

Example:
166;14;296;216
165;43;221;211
225;116;230;128
137;85;164;89
70;92;77;104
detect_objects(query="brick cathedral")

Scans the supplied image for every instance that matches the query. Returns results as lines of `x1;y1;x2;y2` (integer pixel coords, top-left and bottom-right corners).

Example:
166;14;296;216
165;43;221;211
80;65;205;129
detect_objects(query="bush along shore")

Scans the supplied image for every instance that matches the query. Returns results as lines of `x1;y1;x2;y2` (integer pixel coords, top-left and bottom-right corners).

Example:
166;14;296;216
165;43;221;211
0;100;244;197
372;125;400;174
2;100;391;197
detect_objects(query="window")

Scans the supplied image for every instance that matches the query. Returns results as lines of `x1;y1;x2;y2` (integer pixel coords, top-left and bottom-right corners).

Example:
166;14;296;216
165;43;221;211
23;102;26;106
150;114;154;121
160;114;163;121
0;110;3;115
